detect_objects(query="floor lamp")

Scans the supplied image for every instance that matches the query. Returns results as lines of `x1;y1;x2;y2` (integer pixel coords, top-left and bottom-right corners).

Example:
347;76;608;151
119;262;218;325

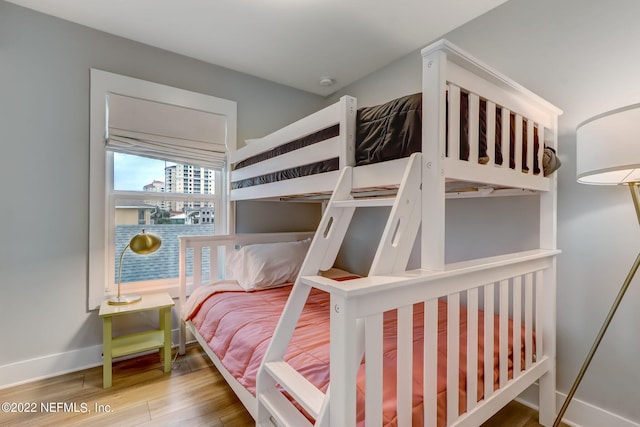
554;104;640;426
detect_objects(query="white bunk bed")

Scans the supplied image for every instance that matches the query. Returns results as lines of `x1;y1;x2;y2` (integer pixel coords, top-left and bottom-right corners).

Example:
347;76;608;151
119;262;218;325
179;39;562;427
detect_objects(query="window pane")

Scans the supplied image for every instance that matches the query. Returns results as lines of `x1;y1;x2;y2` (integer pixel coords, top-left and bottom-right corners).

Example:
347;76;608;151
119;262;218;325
114;152;216;194
113;152;220;286
114;152;170;192
115;223;214;285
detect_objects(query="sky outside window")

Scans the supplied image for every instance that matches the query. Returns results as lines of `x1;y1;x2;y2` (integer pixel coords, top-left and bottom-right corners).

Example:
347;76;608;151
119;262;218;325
114;152;173;191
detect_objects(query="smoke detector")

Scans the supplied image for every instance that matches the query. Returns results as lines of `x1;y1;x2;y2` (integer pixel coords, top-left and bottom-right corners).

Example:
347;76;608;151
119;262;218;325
319;77;335;87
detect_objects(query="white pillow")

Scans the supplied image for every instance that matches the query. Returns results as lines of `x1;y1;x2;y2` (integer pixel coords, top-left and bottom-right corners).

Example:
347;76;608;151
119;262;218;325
226;238;311;290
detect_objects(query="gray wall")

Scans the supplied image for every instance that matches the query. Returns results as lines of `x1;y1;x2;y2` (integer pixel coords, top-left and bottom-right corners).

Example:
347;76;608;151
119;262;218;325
0;1;323;368
449;1;640;422
236;201;321;234
332;0;640;423
4;0;640;423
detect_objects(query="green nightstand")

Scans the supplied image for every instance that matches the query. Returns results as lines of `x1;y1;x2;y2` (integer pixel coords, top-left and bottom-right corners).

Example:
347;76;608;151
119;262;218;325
98;292;175;388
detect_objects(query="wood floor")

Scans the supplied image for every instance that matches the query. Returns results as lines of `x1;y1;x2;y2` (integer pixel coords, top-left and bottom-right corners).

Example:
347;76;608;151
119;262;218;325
0;344;560;426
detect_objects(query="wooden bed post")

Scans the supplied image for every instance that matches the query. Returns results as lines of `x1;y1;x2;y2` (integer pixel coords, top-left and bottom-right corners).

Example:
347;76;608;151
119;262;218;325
538;122;559;426
421;45;448;271
178;236;188;355
339;95;357;168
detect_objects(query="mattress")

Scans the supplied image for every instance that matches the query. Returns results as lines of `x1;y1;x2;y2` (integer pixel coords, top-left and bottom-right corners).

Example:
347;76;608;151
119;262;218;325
185;278;529;426
231;92;560;191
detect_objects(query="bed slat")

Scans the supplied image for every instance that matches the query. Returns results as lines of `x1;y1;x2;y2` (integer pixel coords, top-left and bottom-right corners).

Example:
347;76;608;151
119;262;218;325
501;108;510;170
467;288;479;412
499;279;509;388
397;305;413;427
536;270;544;359
448;84;461;161
209;245;217;283
513;276;522;378
525;273;534;368
469;92;480;163
425;298;439;427
537;125;545;176
514;114;523;172
365;313;384;427
194;246;202;287
484;283;495;401
526;119;535;176
486;101;496;167
447;293;460;424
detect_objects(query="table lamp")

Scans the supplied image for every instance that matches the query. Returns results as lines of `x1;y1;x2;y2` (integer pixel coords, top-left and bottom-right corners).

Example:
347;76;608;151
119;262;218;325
554;104;640;426
108;229;162;305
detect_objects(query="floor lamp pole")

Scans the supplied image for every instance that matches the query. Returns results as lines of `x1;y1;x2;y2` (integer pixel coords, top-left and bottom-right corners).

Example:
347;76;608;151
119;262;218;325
554;182;640;427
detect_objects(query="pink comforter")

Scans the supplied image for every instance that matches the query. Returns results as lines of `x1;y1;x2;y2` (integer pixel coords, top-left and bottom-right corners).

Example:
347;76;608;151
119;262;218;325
187;283;526;426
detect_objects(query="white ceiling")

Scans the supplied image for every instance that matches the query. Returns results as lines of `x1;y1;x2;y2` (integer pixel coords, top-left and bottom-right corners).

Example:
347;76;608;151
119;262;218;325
7;0;509;96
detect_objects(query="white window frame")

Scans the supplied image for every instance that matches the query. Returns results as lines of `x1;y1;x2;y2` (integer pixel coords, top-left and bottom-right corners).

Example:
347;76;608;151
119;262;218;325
89;69;236;310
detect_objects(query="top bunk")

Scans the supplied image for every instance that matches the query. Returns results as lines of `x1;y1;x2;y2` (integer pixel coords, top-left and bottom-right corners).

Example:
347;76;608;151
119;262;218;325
229;39;562;202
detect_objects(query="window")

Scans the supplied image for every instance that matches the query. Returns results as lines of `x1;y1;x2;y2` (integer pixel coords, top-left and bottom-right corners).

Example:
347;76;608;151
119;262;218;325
111;153;220;293
89;70;236;309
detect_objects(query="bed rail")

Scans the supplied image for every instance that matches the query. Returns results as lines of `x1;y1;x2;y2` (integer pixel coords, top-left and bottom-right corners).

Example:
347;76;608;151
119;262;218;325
178;231;559;425
303;248;559;426
427;39;561;192
230;96;356;201
178;231;315;353
229;41;561;202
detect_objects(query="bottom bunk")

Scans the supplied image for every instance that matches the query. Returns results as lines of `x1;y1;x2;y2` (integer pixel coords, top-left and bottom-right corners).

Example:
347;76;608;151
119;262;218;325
179;233;558;427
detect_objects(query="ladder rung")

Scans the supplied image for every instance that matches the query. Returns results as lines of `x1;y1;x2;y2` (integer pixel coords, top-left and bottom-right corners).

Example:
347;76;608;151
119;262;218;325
332;197;396;208
264;360;324;419
260;388;314;427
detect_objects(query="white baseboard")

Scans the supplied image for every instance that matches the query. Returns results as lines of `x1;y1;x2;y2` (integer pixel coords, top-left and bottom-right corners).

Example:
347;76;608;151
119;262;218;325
518;384;640;427
0;345;103;390
0;329;182;390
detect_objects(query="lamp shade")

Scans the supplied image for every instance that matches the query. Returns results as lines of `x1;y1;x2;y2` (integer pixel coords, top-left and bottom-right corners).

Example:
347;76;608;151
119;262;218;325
577;104;640;184
129;230;161;254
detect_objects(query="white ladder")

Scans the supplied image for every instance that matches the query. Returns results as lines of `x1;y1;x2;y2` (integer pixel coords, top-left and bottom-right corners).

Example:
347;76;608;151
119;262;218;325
255;153;423;427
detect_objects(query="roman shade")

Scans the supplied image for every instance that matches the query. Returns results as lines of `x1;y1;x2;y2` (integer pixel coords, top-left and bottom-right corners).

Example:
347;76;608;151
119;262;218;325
106;93;227;169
